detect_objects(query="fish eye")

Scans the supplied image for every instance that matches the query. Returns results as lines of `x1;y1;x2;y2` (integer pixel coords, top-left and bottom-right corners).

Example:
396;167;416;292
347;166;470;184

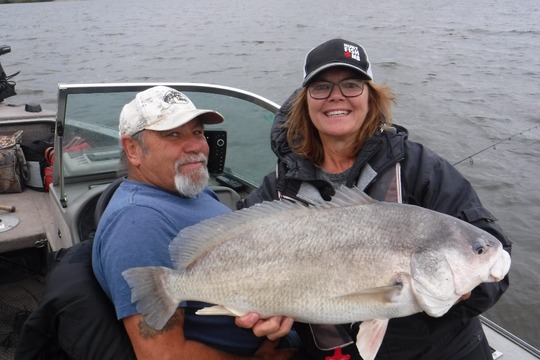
473;241;487;255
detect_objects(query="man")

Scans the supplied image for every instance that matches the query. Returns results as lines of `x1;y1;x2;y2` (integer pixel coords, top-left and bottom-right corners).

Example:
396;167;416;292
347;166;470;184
92;86;294;359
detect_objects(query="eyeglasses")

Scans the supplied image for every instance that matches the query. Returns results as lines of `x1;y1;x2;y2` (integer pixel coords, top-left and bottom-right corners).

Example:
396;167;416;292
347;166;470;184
308;79;366;100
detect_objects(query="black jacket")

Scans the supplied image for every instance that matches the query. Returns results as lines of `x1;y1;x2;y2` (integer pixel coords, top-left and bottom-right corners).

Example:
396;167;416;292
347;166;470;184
15;240;135;360
245;91;512;360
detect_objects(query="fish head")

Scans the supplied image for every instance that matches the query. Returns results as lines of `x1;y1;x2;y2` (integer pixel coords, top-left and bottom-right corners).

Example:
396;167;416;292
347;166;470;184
443;228;510;293
445;232;511;293
410;222;511;317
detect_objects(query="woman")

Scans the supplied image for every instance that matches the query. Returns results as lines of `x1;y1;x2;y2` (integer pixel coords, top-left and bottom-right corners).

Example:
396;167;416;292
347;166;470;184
245;38;512;360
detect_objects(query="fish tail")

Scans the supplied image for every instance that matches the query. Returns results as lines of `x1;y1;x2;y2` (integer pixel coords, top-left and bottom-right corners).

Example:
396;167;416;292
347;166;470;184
122;266;181;330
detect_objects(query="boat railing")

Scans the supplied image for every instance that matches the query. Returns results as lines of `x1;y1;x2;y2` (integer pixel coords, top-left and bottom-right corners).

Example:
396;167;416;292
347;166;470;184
481;316;540;358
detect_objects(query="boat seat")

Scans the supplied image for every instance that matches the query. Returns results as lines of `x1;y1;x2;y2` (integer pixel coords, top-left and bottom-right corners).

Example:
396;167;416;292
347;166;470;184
93;177;125;226
210;185;242;210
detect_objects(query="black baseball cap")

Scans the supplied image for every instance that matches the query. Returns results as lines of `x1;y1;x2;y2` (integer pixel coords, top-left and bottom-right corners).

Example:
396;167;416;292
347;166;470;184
302;38;373;86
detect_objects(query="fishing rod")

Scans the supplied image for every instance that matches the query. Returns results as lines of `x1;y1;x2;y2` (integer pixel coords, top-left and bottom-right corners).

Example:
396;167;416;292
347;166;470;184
453;125;539;166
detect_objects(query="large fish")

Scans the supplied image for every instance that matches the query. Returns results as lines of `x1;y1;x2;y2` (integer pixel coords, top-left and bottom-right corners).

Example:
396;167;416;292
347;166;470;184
122;187;510;360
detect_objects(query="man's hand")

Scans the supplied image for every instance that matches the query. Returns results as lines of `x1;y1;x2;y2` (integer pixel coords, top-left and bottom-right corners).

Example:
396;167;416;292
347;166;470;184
236;313;294;340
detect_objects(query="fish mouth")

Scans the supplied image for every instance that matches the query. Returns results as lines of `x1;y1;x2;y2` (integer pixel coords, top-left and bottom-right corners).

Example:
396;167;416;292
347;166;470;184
489;250;511;281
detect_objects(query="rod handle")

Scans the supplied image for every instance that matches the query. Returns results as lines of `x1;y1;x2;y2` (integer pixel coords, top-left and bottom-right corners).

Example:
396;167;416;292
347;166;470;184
0;205;16;212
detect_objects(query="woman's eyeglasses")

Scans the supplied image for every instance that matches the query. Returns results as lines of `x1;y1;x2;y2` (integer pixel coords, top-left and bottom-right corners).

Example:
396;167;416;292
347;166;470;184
308;79;366;100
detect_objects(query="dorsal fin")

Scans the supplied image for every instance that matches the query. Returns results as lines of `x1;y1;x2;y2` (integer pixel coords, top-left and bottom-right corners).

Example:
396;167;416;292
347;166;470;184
169;186;376;270
331;186;376;206
169;199;306;269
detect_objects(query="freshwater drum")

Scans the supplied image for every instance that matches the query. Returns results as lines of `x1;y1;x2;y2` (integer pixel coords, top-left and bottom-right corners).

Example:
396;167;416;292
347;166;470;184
123;187;511;360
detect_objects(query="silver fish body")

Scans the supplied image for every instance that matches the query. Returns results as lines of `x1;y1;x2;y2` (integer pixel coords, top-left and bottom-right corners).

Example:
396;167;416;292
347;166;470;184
122;187;510;359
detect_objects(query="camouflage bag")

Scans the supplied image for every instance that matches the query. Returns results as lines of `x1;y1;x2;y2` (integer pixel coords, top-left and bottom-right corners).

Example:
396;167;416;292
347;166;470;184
0;130;28;193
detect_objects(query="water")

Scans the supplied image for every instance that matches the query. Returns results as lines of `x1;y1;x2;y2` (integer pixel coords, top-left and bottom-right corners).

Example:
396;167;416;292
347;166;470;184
2;0;540;349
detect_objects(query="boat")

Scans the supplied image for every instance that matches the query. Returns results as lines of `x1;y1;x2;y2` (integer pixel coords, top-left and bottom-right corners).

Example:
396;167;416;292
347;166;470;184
1;45;539;360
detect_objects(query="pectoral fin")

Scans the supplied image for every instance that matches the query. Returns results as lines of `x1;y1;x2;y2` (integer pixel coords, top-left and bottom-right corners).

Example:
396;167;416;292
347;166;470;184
356;319;388;360
196;305;246;317
331;284;403;303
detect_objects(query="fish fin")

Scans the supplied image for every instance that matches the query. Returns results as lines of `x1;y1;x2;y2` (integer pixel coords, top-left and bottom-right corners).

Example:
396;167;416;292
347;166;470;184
196;305;246;317
329;186;377;207
169;200;306;269
169;187;375;270
122;266;180;330
331;284;403;303
356;319;388;360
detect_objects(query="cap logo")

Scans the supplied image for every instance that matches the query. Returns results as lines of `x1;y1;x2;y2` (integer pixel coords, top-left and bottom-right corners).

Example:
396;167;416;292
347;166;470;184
163;90;189;105
344;43;361;62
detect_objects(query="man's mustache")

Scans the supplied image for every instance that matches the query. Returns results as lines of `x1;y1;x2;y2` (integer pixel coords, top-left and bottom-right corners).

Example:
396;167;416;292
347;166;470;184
175;153;208;168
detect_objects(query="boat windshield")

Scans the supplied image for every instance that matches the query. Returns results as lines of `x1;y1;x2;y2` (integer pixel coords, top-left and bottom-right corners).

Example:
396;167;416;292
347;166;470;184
57;84;278;187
